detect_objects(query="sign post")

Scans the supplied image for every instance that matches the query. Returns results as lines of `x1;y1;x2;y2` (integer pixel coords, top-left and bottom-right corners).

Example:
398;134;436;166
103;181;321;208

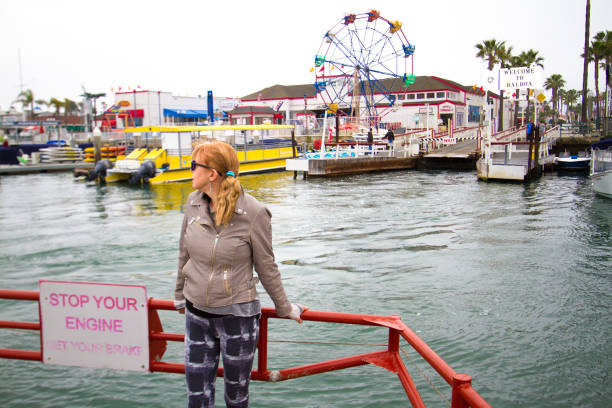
39;281;149;371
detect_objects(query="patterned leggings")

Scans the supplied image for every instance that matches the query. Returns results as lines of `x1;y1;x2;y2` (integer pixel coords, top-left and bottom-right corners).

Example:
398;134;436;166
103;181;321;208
185;310;259;408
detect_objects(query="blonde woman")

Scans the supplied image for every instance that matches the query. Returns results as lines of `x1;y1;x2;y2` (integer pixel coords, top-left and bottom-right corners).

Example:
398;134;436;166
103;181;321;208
174;141;306;408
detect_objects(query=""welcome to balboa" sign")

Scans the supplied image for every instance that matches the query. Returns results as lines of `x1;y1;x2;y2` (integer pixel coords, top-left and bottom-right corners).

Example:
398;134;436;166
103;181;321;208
498;66;543;91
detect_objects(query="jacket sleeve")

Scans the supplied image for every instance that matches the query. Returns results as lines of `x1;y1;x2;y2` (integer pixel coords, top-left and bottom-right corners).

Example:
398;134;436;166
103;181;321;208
250;207;293;317
174;213;190;308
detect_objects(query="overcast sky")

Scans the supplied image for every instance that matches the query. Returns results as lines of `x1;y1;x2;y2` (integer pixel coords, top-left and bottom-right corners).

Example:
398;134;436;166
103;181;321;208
1;0;610;111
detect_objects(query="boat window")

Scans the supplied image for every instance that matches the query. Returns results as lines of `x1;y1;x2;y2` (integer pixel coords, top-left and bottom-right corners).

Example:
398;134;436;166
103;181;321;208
427;92;435;99
416;93;425;99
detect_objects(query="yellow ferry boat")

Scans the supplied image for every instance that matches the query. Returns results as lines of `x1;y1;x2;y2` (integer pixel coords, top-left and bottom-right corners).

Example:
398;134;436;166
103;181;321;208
102;124;297;184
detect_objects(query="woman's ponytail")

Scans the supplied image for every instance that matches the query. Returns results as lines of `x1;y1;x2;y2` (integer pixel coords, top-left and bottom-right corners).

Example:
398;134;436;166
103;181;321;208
192;141;241;226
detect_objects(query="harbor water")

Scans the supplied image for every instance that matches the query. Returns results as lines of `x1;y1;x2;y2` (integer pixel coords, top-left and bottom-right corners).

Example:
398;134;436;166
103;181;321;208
0;170;610;407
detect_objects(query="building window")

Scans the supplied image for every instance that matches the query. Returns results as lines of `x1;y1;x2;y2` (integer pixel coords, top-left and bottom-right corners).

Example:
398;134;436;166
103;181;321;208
407;94;415;100
427;92;435;99
436;92;445;98
417;93;425;99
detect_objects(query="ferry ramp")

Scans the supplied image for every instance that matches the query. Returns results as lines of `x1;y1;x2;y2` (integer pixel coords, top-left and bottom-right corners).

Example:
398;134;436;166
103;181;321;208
422;139;479;170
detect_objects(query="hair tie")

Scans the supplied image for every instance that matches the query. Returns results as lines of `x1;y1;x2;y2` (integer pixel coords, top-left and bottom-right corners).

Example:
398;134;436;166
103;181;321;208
225;171;236;178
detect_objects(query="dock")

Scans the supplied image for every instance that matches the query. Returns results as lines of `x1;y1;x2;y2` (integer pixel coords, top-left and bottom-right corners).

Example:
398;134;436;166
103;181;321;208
288;154;418;177
422;139;479;170
476;126;560;181
286;141;420;177
0;162;92;175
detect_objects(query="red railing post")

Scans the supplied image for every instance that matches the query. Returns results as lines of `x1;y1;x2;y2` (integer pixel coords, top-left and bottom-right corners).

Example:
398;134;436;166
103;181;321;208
388;326;399;353
256;314;269;380
451;373;472;408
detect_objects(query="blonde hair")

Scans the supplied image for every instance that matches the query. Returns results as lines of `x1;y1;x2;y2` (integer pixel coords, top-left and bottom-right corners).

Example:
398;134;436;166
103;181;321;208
192;141;241;226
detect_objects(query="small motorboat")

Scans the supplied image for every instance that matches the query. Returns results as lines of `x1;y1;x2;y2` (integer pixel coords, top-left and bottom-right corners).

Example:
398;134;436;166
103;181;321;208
555;151;591;171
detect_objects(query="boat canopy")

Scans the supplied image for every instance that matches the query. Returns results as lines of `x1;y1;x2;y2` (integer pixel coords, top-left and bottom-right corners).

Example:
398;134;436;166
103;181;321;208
163;109;208;119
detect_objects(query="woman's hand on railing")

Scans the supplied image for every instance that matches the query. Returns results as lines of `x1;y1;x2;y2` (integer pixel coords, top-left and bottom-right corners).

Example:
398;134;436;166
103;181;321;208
288;303;309;324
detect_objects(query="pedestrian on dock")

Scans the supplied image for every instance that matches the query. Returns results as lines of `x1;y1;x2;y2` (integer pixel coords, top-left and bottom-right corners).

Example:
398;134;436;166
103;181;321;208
538;120;546;141
174;140;307;408
526;120;534;141
383;129;395;149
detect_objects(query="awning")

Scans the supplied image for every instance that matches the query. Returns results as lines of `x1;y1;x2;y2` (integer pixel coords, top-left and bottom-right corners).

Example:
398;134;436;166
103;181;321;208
163;108;208;119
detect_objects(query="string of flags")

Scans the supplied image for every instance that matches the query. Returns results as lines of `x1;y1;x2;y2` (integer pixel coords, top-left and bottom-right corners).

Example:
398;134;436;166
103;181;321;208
110;85;143;93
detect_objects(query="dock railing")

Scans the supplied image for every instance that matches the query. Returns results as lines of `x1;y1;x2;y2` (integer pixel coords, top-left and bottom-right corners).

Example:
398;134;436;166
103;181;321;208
483;126;560;171
0;288;491;408
418;126;483;153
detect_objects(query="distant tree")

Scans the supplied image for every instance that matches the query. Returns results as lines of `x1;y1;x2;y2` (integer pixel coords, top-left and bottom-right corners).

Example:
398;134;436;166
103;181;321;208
544;74;566;124
63;98;79;115
14;89;35;120
475;39;512;130
475;39;503;70
497;44;514;131
589;31;607;123
516;50;544;122
49;98;64;115
562;89;579;122
558;89;567;118
35;98;48;112
604;31;612;90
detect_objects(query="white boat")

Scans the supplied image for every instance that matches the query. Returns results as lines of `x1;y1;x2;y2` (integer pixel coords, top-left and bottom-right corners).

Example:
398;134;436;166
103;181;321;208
590;138;612;198
555;152;591;171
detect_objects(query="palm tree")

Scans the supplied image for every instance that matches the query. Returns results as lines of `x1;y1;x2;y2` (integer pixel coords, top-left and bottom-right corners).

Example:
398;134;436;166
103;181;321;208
475;39;503;70
63;98;79;116
35;98;48;113
604;32;612;128
497;44;514;131
517;50;544;122
590;31;607;124
49;97;64;116
564;89;579;122
581;0;590;122
475;39;511;130
558;89;567;120
14;89;35;120
544;74;566;124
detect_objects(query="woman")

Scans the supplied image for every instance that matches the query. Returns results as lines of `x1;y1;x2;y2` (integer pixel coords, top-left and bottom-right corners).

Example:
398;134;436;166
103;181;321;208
174;140;306;408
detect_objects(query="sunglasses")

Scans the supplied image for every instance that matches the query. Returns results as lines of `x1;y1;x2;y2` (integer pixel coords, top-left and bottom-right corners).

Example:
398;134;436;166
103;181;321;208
190;161;212;172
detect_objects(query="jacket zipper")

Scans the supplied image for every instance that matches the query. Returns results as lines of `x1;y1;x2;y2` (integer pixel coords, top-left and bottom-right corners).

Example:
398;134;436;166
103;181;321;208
205;233;220;306
223;266;232;295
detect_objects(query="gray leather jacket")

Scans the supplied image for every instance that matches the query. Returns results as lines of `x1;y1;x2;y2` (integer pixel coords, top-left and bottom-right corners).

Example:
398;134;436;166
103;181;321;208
174;190;292;317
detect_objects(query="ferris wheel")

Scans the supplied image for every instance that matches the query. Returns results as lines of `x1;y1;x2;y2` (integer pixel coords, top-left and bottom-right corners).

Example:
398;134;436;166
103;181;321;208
314;10;416;121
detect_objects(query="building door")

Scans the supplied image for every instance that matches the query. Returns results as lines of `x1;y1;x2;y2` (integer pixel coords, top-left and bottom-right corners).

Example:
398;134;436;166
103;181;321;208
440;114;453;127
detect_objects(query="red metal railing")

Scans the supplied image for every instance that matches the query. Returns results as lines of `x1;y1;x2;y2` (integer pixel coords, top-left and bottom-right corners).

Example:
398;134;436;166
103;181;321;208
0;289;491;407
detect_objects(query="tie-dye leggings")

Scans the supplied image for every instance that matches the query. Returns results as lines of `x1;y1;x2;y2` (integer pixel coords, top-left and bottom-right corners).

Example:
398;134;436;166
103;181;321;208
185;310;260;408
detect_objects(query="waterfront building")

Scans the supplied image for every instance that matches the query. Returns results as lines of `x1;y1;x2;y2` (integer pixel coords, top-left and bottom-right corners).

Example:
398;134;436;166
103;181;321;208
239;76;513;131
104;90;239;129
101;76;513;133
